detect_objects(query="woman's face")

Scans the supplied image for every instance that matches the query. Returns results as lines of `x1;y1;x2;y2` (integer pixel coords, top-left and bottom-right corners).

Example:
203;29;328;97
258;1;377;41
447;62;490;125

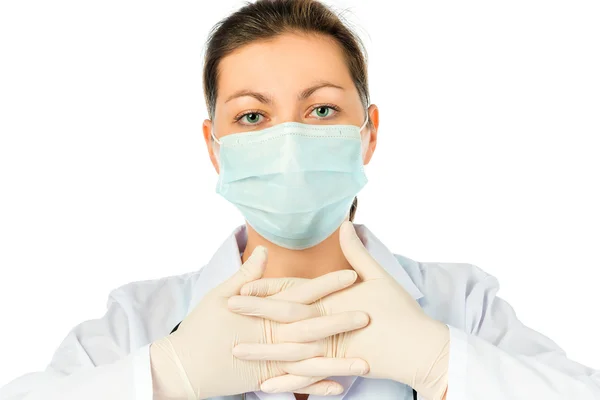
202;32;379;173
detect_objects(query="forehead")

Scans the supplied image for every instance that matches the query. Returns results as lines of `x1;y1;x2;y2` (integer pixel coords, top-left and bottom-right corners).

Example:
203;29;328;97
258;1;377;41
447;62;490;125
217;32;354;98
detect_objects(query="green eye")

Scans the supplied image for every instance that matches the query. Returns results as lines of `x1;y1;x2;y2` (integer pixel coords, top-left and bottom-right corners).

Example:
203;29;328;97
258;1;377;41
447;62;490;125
310;105;339;119
315;106;331;118
244;113;261;124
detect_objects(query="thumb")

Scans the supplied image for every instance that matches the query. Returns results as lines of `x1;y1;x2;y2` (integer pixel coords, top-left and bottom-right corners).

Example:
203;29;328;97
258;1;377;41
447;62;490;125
217;246;268;297
339;221;388;281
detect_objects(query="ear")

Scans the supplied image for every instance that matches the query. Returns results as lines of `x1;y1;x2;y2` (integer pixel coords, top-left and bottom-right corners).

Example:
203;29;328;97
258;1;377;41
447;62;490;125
202;119;220;174
362;104;379;165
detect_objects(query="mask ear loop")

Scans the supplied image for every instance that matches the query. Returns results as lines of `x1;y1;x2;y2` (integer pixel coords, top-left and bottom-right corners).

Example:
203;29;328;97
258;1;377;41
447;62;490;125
359;112;370;133
211;127;222;145
209;124;222;169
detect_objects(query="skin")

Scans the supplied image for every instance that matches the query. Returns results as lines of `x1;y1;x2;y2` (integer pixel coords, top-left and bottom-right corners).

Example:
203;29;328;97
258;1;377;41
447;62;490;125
201;32;380;400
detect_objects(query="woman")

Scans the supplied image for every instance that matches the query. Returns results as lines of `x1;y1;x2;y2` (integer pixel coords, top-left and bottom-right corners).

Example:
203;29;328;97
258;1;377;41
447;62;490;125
1;1;599;400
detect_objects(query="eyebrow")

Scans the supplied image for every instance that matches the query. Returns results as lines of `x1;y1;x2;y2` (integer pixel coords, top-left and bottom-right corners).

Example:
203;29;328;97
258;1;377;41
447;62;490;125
224;81;345;104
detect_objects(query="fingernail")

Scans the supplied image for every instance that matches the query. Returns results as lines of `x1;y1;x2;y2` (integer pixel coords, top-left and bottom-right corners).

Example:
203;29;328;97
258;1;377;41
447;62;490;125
248;246;267;264
232;346;248;358
339;270;357;284
353;312;370;327
227;296;243;310
350;360;369;375
342;220;355;232
261;381;277;393
325;385;343;395
255;245;268;257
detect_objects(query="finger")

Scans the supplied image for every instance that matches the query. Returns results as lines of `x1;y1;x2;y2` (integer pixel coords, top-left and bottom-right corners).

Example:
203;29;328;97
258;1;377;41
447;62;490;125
216;246;267;297
279;311;369;343
281;357;370;377
240;277;307;297
289;380;344;395
233;342;324;361
228;296;319;323
261;375;342;395
267;270;358;303
339;221;389;281
240;270;357;302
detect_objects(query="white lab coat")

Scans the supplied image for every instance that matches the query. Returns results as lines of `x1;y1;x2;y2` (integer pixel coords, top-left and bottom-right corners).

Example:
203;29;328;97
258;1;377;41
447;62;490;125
1;224;599;400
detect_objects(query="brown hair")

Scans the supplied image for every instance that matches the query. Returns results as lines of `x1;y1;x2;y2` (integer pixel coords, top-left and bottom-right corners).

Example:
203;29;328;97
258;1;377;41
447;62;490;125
202;0;370;221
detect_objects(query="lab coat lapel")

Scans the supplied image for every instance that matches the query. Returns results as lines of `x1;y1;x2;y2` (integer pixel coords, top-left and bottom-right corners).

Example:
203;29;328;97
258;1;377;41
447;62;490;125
188;225;247;309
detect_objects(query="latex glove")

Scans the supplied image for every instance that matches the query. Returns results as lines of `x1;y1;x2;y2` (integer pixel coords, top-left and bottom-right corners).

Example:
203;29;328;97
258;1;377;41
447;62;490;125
150;246;371;400
229;222;450;400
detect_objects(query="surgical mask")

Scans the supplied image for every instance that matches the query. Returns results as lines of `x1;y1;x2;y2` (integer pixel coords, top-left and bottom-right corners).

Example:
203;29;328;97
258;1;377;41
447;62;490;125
211;115;369;250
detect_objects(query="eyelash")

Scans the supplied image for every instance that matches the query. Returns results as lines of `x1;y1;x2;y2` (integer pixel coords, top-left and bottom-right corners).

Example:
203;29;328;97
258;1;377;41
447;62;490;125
233;104;341;125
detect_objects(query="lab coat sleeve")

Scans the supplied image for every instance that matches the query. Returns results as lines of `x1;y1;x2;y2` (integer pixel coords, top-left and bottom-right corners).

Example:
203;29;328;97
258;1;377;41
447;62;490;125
0;294;154;400
445;271;600;400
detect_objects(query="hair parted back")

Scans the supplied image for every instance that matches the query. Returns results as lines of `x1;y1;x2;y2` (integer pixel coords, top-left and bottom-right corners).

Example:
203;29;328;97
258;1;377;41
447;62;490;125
202;0;369;221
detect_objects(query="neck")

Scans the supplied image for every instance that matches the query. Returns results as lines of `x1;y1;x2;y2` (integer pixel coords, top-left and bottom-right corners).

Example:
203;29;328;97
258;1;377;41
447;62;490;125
241;224;353;279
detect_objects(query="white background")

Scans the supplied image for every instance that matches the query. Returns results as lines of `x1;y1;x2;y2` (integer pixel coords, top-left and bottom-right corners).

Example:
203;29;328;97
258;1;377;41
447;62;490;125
1;0;599;389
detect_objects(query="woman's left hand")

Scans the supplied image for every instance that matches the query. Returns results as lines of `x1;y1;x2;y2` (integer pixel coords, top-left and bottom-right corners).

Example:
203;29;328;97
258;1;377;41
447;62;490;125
228;221;450;400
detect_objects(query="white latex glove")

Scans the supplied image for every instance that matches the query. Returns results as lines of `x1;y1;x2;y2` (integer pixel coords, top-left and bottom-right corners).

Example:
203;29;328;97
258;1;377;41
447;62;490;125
150;246;371;400
229;222;450;400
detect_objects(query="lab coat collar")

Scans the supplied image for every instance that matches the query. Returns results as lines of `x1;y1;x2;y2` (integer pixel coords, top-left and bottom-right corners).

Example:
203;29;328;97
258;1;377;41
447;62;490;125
189;223;423;400
189;223;424;311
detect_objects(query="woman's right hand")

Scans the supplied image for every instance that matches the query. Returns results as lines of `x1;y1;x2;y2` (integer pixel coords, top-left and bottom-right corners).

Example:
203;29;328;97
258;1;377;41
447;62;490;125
149;246;370;400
